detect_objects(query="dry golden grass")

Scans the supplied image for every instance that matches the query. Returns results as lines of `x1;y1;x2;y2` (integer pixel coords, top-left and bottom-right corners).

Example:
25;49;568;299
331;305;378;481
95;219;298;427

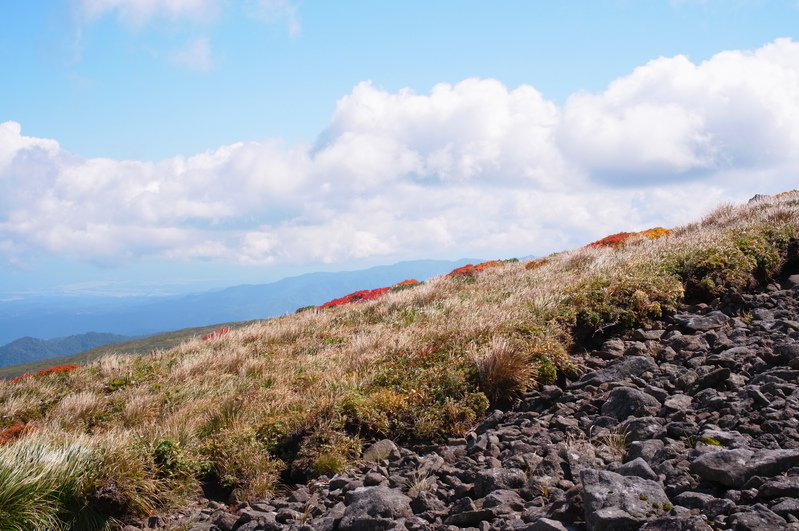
0;192;797;524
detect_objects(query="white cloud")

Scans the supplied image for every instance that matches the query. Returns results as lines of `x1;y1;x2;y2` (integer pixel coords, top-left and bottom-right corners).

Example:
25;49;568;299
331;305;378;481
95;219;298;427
558;38;799;184
3;40;799;269
0;122;60;171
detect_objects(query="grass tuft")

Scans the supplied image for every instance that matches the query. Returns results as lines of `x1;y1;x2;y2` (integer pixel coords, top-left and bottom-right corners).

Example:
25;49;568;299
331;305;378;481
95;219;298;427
476;338;533;405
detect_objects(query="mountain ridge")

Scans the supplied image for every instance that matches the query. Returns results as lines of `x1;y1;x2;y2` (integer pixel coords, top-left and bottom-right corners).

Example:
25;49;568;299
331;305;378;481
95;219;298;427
0;331;136;369
0;258;480;346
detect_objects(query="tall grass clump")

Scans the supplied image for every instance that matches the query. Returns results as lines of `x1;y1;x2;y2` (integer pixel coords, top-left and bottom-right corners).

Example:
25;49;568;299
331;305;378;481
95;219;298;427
476;338;533;405
0;438;108;531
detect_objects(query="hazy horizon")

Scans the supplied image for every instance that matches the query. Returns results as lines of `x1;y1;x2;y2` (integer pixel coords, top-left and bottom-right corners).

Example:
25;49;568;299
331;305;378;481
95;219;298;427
3;1;799;298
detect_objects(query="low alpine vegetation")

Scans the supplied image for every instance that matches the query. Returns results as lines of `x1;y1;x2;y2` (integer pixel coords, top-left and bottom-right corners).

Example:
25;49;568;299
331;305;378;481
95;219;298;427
0;192;797;528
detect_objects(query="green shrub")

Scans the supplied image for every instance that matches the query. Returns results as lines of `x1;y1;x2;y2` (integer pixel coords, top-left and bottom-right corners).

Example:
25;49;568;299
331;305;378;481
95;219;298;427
564;270;683;338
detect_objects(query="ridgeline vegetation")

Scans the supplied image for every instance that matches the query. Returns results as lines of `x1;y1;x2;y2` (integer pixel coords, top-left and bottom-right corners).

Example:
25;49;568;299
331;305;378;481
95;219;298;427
0;192;797;530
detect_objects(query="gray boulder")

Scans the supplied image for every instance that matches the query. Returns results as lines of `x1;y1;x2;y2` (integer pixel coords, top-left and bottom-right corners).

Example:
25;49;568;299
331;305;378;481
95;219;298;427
474;467;527;498
601;387;662;420
362;439;401;462
579;356;657;387
690;449;799;488
639;516;713;531
673;311;730;332
338;486;412;531
727;504;787;531
616;457;659;481
581;468;671;531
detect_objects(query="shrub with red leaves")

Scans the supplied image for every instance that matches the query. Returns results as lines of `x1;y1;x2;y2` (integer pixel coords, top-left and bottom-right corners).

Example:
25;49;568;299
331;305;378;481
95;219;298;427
37;364;80;376
203;327;231;341
446;260;502;278
525;257;552;270
0;423;32;445
318;280;419;309
586;232;636;249
7;364;80;384
586;227;673;249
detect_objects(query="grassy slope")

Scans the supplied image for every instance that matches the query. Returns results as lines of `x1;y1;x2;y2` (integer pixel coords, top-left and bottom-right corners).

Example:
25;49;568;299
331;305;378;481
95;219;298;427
0;192;797;529
0;321;263;380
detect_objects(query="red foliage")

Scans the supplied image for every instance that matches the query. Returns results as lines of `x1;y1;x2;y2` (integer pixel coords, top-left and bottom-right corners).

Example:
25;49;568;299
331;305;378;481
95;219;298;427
586;232;636;249
7;364;80;384
203;328;231;341
37;364;80;376
0;423;32;445
586;227;674;249
525;257;552;270
318;280;419;309
446;260;502;278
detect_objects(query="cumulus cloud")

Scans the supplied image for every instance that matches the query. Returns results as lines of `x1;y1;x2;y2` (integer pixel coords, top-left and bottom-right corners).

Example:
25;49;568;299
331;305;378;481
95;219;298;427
559;38;799;184
3;40;799;268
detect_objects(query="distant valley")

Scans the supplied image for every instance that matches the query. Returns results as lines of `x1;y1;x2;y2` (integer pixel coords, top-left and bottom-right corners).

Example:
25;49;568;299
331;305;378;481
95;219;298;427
0;332;136;368
0;258;478;366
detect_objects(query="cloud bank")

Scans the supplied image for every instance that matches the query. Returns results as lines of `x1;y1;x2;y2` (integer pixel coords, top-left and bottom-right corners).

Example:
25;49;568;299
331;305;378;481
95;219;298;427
2;40;798;268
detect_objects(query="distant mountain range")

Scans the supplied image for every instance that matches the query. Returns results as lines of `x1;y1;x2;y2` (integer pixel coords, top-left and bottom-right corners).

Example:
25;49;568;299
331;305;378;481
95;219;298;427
0;332;136;368
0;258;478;362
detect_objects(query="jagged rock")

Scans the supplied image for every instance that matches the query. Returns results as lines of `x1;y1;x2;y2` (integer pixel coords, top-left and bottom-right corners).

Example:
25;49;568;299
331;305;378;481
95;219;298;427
580;468;671;531
639;516;713;531
627;440;665;464
529;517;572;531
674;311;731;332
363;439;401;462
690;449;799;488
474;467;527;498
338;486;413;531
235;509;280;531
212;511;238;531
759;476;799;499
601;387;662;420
444;509;495;527
483;489;526;514
663;394;693;412
409;490;445;514
727;503;787;531
616;457;659;481
770;497;799;518
578;356;658;387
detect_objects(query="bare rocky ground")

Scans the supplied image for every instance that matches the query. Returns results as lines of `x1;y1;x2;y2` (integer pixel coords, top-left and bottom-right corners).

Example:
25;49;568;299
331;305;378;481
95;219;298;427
123;274;799;531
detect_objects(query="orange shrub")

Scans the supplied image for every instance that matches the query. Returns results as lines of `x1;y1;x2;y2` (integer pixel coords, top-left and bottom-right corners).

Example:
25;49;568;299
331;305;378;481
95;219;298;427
640;227;673;239
587;227;672;249
525;257;552;270
7;363;80;384
319;280;419;309
0;423;32;445
446;261;502;278
586;232;636;249
37;364;80;376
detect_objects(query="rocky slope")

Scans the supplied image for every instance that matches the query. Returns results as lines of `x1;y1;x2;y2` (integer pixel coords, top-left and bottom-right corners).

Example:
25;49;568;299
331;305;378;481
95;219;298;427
122;274;799;531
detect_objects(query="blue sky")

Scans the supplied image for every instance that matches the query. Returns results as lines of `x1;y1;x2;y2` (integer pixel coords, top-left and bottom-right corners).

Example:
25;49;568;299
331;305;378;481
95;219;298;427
2;0;799;298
